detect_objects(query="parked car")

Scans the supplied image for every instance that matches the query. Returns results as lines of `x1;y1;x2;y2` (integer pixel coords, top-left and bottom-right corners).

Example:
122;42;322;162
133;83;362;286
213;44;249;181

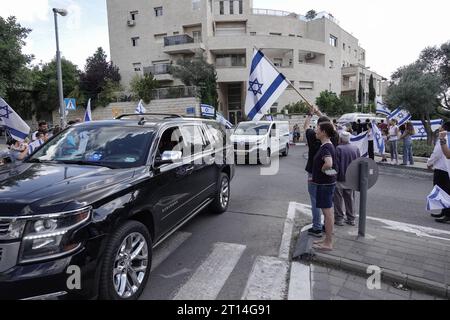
230;121;290;164
337;113;385;125
0;114;234;300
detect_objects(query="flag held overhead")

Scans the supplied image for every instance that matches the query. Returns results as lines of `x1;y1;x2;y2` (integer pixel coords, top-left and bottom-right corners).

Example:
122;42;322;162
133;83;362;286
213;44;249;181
0;97;30;142
245;49;290;121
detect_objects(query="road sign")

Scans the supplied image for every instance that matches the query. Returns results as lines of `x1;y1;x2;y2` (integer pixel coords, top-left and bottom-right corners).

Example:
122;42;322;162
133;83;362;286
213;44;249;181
64;98;77;110
343;158;379;192
186;107;196;115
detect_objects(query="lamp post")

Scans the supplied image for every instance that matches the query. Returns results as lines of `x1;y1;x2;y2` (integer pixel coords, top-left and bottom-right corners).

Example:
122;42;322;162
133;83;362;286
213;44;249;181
53;8;68;128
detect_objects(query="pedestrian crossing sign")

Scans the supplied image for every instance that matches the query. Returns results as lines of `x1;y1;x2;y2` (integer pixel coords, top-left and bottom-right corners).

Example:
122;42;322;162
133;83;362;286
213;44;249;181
64;98;77;110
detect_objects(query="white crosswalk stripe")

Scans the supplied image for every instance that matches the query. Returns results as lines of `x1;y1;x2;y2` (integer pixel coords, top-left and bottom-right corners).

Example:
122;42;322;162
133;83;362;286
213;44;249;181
288;262;311;300
151;232;192;271
172;242;246;300
241;256;289;300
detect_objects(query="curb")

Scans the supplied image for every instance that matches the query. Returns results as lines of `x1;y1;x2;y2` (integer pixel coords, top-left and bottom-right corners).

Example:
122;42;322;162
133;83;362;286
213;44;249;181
312;252;449;298
377;162;431;174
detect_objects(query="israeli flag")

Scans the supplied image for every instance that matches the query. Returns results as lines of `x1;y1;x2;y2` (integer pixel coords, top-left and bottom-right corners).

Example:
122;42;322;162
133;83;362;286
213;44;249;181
84;99;92;122
388;108;411;126
427;185;450;211
411;120;443;141
375;97;392;117
245;49;290;121
135;99;146;114
372;120;385;154
200;104;233;129
350;131;369;158
0;97;30;142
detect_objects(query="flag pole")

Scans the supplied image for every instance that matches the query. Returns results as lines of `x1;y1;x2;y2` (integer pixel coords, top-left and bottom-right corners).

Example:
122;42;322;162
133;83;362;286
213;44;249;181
252;47;316;113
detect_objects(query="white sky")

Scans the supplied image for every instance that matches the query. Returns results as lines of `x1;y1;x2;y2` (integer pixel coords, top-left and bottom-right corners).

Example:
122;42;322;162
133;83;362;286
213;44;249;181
0;0;449;78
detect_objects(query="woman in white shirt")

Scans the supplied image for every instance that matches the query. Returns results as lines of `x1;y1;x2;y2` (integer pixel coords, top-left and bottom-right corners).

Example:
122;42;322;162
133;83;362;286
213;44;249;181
388;120;400;165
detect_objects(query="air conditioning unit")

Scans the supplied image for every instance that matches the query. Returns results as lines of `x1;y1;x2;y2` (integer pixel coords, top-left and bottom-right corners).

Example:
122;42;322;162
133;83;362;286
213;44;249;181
305;52;316;60
127;20;135;27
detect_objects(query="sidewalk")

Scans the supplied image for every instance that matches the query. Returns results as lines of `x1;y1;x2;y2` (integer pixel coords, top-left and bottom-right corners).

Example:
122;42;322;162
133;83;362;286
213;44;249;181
294;212;450;298
375;155;429;172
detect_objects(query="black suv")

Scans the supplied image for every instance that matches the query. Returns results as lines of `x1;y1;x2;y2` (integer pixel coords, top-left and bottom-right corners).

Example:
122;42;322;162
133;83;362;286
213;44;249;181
0;115;234;300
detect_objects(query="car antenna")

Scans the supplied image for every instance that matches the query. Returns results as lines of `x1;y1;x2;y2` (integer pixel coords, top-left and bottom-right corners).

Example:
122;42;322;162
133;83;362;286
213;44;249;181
138;117;146;125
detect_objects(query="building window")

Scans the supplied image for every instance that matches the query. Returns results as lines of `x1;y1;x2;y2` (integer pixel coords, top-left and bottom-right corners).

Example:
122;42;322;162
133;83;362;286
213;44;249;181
229;0;234;14
299;81;314;90
343;43;345;50
360;51;365;61
173;31;179;35
273;58;283;67
215;54;246;67
133;62;142;72
250;32;256;36
154;33;167;44
154;7;163;17
329;35;337;47
192;0;201;11
269;32;282;36
329;60;334;69
192;30;202;43
270;107;278;114
239;0;243;14
354;50;358;58
130;11;138;21
131;37;139;47
289;34;295;37
219;1;224;15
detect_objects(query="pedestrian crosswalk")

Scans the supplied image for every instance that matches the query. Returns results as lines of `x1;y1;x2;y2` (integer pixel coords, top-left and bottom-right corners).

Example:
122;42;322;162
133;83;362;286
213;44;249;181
146;230;306;301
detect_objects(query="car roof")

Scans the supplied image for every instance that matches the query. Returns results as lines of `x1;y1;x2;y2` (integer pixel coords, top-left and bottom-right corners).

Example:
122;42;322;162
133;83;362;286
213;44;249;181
70;117;218;129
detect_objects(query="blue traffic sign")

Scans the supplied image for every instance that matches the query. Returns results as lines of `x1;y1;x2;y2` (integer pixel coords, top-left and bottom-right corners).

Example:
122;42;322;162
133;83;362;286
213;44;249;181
64;98;77;110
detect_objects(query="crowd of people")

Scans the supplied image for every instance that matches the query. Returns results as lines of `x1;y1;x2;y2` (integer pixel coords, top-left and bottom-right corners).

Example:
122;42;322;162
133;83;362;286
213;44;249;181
303;107;450;251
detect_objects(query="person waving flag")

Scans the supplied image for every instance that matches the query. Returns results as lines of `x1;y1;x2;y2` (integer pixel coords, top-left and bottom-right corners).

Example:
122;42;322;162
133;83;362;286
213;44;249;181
375;97;392;117
245;49;290;121
0;97;30;142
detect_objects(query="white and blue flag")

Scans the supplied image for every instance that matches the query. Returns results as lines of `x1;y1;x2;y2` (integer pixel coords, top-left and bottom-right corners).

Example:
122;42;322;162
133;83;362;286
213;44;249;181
350;131;369;158
200;104;233;129
245;49;290;121
0;97;30;142
372;120;385;155
388;108;411;126
411;120;443;140
84;99;92;122
427;185;450;211
135;99;146;114
375;97;392;117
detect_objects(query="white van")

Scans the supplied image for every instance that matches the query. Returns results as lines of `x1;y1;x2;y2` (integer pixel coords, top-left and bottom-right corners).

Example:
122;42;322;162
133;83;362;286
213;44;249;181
230;121;290;164
337;113;385;124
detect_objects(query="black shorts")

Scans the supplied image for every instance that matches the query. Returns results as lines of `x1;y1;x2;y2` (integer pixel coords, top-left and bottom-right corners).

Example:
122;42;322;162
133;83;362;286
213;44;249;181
316;184;336;209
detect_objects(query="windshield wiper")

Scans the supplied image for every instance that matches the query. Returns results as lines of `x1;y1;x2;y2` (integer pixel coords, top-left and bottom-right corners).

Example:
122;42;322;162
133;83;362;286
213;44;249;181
58;160;116;169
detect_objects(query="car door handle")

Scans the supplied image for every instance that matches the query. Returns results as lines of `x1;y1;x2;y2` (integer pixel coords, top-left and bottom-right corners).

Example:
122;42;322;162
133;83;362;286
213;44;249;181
185;165;195;174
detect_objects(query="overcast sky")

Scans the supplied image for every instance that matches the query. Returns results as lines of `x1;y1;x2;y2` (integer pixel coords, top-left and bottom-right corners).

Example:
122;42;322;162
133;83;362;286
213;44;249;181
1;0;449;79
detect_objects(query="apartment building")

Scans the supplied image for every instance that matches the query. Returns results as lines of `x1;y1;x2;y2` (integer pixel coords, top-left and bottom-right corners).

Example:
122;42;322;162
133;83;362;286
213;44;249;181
107;0;385;124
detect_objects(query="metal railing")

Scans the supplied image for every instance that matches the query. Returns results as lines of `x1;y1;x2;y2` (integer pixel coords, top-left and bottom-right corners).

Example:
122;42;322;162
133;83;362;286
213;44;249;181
252;8;339;25
151;86;199;100
164;34;194;46
144;64;172;75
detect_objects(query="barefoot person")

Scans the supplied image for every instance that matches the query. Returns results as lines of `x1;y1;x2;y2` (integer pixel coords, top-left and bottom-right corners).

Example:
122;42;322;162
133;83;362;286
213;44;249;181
312;122;338;251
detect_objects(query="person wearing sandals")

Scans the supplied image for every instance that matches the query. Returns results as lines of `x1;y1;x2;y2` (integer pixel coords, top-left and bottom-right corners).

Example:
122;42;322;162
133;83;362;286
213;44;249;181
312;122;338;251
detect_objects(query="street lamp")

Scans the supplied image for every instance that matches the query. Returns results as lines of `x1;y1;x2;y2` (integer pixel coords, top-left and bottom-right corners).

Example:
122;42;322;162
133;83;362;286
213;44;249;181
53;8;68;128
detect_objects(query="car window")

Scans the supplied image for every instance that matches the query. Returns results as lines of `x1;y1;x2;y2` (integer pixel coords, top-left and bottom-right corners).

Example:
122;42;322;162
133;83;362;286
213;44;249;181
155;126;183;160
181;125;208;156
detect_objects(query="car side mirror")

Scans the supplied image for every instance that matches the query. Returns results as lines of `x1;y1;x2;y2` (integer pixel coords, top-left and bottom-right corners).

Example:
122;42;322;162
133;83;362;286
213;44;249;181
155;150;182;167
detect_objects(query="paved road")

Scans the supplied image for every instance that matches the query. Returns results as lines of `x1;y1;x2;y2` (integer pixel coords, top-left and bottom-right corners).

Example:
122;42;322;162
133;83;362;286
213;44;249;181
140;146;446;300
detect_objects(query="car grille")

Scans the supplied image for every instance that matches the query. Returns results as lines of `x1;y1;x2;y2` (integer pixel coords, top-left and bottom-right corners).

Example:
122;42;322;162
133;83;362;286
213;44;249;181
0;221;10;236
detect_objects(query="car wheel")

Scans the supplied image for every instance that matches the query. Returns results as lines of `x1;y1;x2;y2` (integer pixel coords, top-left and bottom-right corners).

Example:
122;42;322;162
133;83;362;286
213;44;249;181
210;173;230;214
282;144;289;157
99;221;152;300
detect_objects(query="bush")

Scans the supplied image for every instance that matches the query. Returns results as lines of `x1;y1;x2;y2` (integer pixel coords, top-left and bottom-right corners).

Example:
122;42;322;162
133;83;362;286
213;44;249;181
396;140;434;158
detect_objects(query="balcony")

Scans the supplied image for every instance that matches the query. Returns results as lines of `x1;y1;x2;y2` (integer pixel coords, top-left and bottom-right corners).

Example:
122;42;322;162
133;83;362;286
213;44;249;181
252;8;340;25
144;64;173;82
163;34;205;54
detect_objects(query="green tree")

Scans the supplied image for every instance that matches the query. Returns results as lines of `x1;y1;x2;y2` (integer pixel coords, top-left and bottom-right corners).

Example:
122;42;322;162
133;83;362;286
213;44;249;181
79;47;121;108
33;58;80;118
305;10;317;20
282;101;310;114
172;56;218;108
386;62;442;145
0;16;33;98
339;95;357;114
130;73;159;104
419;41;450;113
358;80;364;106
316;90;341;116
368;74;376;104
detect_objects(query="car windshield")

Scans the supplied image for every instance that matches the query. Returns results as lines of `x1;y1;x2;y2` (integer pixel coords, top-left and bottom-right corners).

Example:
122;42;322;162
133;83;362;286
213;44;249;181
28;126;154;169
234;123;270;136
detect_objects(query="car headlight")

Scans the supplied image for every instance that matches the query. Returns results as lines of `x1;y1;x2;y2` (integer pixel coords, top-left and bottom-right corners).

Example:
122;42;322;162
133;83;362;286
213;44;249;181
19;208;91;263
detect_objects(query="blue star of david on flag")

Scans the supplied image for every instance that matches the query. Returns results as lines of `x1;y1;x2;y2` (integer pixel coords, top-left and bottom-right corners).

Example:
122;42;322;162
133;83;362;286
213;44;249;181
248;79;264;95
0;105;13;119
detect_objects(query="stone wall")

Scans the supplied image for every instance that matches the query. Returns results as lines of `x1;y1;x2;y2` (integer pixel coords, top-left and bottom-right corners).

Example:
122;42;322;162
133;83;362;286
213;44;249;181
51;97;201;124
